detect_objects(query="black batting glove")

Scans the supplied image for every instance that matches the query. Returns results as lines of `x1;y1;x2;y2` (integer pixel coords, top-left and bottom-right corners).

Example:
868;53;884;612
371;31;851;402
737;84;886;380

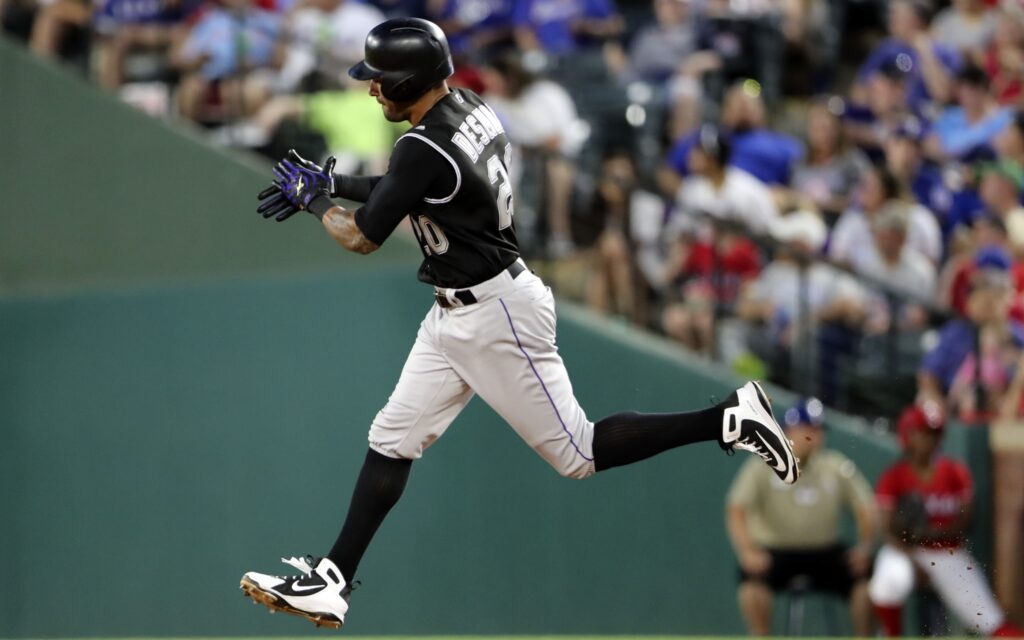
257;184;301;222
274;156;336;209
285;149;328;175
257;152;337;222
278;149;337;196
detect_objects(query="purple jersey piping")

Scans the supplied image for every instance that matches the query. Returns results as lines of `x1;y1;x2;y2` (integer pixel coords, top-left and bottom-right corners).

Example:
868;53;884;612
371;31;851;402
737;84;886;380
498;298;593;462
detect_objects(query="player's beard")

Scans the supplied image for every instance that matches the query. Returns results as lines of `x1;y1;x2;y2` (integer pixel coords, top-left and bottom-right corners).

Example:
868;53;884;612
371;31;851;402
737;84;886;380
380;99;414;123
381;107;404;122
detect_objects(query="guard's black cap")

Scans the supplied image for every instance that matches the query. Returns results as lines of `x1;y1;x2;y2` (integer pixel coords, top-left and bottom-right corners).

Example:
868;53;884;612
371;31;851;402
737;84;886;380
349;18;454;103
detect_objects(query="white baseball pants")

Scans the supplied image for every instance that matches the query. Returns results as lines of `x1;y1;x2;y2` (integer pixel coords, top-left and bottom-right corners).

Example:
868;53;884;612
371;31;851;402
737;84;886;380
367;261;597;479
869;544;1006;634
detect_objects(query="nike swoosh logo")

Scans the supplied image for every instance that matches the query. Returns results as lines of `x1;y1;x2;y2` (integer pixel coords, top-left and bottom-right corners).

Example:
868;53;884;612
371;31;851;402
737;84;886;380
754;431;786;471
291;581;324;593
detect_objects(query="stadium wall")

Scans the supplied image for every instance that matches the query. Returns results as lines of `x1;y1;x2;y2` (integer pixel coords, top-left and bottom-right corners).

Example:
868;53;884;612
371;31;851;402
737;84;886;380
1;272;907;637
0;32;993;637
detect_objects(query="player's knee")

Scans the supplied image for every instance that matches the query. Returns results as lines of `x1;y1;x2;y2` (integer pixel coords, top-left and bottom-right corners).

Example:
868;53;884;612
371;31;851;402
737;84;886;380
868;546;915;605
368;439;419;461
533;423;595;479
558;466;592;480
868;566;914;606
554;459;595;480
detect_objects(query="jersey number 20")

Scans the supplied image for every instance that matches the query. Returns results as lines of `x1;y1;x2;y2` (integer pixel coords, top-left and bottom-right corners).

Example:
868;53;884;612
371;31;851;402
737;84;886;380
413;144;514;257
488;144;514;230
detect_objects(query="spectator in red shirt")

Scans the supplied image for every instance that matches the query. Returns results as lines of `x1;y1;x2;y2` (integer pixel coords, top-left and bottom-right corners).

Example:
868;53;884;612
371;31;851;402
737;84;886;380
661;126;765;355
941;229;1014;314
660;227;761;355
979;8;1024;106
869;404;1023;638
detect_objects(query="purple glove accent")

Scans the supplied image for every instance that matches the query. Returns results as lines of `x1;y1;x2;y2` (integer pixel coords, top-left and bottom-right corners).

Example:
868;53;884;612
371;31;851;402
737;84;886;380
278;156;337;210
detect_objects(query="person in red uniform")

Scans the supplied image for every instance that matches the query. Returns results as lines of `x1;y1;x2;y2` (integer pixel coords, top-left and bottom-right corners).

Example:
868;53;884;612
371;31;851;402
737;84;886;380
868;403;1023;637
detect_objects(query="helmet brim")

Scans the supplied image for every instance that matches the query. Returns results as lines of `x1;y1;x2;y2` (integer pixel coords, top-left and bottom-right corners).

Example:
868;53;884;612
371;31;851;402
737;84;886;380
348;59;382;81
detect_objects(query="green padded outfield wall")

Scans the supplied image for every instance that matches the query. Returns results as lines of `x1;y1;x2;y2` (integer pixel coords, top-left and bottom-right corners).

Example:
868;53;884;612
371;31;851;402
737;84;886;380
0;33;993;637
1;274;904;637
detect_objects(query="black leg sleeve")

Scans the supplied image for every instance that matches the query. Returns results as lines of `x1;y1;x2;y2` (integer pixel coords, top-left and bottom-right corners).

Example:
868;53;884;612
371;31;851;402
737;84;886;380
327;448;412;580
592;399;727;472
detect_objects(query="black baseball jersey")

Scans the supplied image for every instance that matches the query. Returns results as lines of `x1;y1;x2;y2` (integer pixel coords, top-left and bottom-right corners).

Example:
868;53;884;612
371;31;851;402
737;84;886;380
351;89;520;289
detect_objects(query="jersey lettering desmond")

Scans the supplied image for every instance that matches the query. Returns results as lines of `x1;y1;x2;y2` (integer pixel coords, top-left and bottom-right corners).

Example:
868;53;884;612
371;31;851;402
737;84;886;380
353;89;520;289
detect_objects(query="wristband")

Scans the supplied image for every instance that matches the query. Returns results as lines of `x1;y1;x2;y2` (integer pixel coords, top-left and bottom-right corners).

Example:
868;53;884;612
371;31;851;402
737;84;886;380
332;174;379;202
307;194;335;220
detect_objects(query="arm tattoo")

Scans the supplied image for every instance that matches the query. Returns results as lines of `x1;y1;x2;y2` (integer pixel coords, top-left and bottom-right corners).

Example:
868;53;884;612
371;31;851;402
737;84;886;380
322;207;379;255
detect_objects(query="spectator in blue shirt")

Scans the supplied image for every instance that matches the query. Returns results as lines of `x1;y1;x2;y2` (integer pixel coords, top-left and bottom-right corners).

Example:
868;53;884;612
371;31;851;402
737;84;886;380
855;0;961;113
845;60;919;164
513;0;622;55
94;0;191;29
362;0;426;18
432;0;515;55
925;64;1014;162
945;185;989;238
173;0;278;80
663;80;803;188
94;0;197;90
170;0;280;121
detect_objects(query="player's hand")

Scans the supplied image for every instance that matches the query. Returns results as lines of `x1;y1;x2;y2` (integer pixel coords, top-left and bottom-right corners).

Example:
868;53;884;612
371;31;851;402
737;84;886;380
275;149;336;199
282;149;329;179
256;154;337;221
740;548;771;576
275;155;337;210
257;184;300;222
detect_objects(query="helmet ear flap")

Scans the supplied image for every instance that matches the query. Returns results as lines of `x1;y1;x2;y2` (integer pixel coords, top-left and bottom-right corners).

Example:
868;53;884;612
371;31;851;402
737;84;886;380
380;57;452;102
382;72;418;103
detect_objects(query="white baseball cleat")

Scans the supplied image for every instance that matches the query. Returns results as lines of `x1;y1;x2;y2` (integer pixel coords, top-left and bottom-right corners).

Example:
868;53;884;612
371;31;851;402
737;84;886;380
721;381;800;484
240;555;351;629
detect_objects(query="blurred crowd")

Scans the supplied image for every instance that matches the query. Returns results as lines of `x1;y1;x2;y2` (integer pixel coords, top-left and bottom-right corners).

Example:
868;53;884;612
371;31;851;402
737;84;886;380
9;0;1024;427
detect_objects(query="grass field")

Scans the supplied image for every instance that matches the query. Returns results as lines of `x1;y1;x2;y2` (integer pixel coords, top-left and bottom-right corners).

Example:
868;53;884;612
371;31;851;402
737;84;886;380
31;636;968;639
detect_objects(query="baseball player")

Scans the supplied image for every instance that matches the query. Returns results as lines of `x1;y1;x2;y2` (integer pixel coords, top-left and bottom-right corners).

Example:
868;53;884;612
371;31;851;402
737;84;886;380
869;403;1023;637
239;17;799;630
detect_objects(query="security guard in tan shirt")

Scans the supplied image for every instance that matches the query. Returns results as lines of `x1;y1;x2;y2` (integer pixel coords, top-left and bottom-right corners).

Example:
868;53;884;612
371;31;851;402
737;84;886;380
726;398;876;636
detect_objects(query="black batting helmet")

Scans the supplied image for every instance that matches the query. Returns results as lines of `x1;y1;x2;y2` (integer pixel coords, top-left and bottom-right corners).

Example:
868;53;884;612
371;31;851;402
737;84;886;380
348;18;454;103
